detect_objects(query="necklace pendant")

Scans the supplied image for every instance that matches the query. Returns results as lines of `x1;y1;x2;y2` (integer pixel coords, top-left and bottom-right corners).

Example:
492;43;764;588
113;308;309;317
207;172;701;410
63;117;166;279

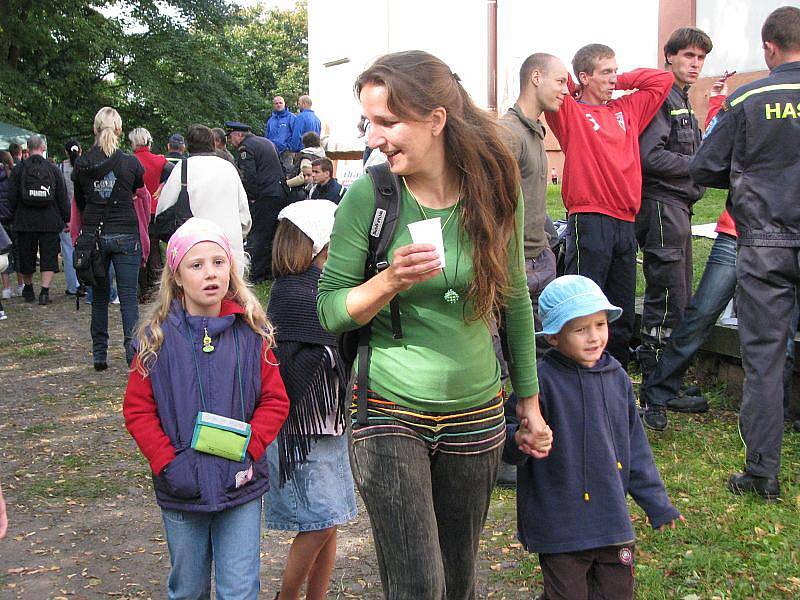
202;329;215;353
444;288;460;304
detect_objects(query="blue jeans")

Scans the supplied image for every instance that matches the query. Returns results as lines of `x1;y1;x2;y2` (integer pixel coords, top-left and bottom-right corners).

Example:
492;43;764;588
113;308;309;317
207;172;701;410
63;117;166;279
161;498;262;600
90;234;140;365
642;233;737;407
59;231;79;294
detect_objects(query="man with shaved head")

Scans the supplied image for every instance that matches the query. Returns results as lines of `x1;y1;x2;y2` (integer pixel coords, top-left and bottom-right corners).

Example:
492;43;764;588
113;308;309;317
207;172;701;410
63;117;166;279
500;53;569;329
495;53;570;487
265;95;296;171
288;94;322;154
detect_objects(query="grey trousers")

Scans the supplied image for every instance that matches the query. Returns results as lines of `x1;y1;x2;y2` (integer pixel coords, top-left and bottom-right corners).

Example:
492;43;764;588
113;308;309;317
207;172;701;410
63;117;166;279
736;245;800;478
349;429;501;599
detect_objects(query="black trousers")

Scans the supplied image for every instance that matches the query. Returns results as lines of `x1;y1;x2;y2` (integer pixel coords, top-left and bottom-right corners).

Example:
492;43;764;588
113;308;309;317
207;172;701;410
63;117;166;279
245;197;282;282
635;199;693;345
564;213;637;368
538;544;635;600
736;245;800;478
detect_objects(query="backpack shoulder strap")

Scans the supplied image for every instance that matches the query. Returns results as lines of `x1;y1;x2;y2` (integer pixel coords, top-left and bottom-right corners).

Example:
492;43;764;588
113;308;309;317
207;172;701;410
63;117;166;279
365;162;402;339
353;162;402;425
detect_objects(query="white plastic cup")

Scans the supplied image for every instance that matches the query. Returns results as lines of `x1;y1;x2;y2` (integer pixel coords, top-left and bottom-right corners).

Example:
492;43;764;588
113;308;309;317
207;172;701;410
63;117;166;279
407;217;445;270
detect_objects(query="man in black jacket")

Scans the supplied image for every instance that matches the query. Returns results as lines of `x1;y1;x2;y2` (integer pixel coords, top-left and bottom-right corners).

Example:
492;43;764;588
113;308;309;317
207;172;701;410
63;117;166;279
8;135;69;305
308;158;344;204
636;27;713;429
225;121;285;282
690;6;800;500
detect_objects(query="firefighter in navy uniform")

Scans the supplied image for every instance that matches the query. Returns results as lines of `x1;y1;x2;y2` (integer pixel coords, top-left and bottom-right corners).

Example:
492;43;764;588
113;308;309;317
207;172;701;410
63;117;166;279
690;6;800;501
225;121;285;282
636;27;714;430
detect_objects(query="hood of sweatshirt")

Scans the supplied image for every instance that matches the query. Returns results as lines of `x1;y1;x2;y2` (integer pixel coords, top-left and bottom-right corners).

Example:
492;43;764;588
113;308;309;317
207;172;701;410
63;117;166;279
74;146;123;180
301;146;326;159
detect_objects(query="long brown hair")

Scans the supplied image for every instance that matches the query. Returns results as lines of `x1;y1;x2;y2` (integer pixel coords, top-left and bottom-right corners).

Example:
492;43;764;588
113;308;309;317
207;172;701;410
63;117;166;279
355;50;521;321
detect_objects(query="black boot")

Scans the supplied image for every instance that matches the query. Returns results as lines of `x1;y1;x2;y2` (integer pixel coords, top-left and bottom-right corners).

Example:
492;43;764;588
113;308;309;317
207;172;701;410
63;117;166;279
643;405;668;431
22;283;35;302
727;471;780;501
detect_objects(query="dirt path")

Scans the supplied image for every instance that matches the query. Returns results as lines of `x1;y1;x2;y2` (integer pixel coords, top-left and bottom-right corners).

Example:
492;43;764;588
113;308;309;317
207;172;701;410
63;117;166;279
0;274;532;599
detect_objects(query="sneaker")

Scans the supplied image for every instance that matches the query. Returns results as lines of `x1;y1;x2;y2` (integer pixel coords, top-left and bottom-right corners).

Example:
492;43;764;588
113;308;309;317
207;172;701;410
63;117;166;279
22;284;35;302
1;288;11;300
727;471;780;501
643;406;668;431
0;310;7;320
93;361;108;371
666;394;708;413
15;284;24;297
38;289;50;306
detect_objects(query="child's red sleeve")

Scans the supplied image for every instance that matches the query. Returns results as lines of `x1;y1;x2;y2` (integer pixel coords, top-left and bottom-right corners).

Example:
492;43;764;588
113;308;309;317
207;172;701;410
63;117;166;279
247;342;290;462
123;357;176;475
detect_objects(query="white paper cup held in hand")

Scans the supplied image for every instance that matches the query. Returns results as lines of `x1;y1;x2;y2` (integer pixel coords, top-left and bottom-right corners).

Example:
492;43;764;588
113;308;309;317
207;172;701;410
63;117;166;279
407;218;445;270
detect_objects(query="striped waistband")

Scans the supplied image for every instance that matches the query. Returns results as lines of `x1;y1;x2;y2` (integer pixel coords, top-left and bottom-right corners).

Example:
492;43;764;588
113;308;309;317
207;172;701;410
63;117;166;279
350;390;506;455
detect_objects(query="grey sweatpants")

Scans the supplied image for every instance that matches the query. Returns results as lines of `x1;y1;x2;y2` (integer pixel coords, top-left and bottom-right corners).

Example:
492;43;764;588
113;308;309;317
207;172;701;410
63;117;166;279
736;245;800;478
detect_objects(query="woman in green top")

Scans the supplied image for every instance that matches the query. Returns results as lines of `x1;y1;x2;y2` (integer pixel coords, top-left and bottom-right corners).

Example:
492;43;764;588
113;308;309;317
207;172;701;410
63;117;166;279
317;50;552;600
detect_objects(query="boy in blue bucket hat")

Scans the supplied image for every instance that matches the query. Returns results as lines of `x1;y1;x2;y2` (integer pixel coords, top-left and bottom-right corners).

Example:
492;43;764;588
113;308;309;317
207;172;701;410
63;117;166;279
504;275;684;599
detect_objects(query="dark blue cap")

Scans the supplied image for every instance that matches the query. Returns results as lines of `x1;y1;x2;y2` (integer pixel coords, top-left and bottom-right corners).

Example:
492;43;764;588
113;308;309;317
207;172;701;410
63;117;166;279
224;121;251;133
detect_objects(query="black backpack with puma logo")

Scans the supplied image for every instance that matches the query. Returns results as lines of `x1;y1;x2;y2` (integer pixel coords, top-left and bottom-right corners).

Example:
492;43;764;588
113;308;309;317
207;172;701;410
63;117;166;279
20;158;56;208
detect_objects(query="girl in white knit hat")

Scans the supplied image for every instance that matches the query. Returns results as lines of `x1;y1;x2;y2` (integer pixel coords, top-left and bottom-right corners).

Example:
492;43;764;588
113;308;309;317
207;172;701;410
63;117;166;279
265;200;357;600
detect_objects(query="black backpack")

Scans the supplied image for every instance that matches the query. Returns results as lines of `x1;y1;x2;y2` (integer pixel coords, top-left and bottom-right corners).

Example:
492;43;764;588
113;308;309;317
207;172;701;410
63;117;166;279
20;159;56;208
337;163;403;425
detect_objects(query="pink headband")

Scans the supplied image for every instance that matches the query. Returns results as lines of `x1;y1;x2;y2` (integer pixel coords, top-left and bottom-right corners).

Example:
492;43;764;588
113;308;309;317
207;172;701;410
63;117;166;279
166;217;233;272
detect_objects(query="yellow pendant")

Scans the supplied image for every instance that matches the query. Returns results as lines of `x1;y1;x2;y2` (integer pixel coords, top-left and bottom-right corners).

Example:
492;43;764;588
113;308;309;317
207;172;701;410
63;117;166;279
202;328;215;353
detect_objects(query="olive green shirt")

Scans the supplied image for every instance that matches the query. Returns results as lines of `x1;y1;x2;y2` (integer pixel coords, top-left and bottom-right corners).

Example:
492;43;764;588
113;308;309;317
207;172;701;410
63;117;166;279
499;104;550;259
317;174;538;412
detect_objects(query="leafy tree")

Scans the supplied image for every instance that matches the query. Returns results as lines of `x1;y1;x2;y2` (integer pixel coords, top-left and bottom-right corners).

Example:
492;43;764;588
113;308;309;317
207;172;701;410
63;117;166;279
0;0;308;156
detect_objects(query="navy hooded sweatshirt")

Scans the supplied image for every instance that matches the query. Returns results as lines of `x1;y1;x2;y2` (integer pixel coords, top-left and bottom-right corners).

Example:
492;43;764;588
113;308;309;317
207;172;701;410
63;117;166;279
504;349;680;554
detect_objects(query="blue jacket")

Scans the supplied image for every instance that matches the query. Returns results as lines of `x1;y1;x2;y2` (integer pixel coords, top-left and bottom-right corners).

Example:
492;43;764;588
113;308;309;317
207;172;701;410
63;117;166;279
146;300;269;513
289;108;321;152
504;349;679;554
266;109;296;153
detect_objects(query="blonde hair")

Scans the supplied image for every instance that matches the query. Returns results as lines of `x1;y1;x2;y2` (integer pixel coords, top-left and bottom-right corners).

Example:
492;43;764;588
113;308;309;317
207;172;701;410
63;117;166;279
93;107;122;157
128;127;153;149
134;254;275;376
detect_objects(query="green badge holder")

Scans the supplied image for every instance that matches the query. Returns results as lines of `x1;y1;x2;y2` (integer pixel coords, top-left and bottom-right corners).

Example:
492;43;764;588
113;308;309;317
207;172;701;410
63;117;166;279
184;316;251;463
191;411;251;462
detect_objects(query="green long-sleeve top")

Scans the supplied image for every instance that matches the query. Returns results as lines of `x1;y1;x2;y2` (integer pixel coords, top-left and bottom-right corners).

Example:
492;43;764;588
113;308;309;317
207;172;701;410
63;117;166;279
317;174;538;413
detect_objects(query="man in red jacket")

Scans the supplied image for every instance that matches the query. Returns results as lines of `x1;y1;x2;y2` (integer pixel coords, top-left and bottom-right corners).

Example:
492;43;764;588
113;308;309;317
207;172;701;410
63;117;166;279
546;44;673;367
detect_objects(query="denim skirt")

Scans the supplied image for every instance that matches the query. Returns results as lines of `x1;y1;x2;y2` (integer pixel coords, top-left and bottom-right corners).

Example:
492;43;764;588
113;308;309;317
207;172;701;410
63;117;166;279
264;434;357;531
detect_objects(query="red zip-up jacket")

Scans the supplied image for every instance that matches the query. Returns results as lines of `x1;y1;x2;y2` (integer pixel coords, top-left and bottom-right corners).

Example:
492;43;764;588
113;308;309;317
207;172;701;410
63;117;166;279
124;300;289;475
706;94;737;238
546;68;673;222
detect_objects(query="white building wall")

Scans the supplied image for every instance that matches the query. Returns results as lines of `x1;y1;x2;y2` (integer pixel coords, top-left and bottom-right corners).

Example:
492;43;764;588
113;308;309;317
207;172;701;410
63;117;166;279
697;0;800;77
310;0;659;151
497;0;658;111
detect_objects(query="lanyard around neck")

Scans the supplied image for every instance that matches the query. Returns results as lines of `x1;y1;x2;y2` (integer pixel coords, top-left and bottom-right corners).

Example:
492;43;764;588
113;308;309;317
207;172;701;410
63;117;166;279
182;313;246;420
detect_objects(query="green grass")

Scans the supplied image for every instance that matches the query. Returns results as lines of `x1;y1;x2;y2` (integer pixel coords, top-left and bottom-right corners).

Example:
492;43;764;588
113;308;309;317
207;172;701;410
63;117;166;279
546;185;727;295
488;402;800;598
